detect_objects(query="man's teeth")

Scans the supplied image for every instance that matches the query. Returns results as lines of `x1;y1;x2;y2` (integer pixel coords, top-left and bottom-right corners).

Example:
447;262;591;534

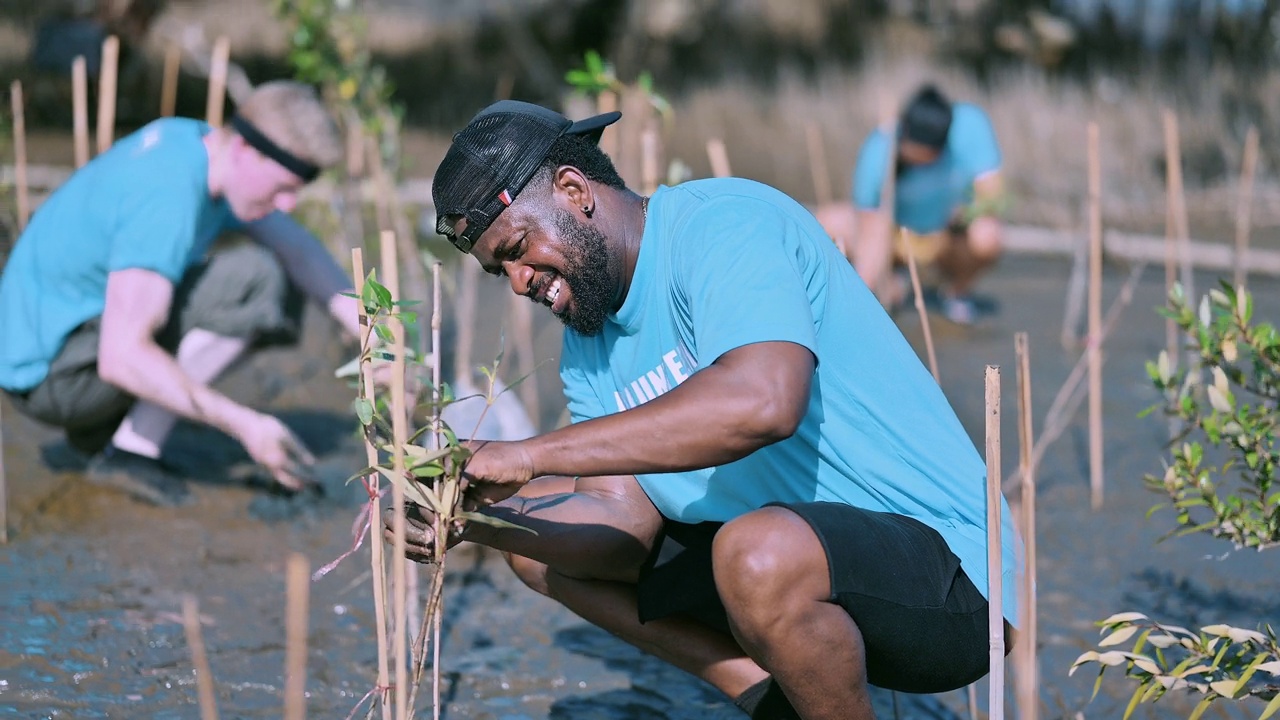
547;278;562;303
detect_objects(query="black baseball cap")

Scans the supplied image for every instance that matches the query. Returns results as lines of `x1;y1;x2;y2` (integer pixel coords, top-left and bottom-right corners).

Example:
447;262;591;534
432;100;622;253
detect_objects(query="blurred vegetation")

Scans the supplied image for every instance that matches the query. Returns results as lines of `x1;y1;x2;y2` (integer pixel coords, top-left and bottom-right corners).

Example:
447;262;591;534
1072;283;1280;718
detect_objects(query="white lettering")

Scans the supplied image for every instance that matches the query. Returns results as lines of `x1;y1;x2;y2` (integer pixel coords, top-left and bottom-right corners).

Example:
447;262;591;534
645;368;670;395
663;350;688;383
614;391;628;413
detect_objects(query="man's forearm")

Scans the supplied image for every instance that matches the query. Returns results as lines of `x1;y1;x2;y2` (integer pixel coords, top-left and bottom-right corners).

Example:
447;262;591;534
100;340;254;437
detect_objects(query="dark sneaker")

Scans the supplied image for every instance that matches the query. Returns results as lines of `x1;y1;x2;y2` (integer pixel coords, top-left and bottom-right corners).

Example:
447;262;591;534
86;447;193;507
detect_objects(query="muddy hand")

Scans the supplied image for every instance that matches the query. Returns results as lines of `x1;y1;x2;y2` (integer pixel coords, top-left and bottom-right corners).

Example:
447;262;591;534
383;504;460;563
459;440;535;508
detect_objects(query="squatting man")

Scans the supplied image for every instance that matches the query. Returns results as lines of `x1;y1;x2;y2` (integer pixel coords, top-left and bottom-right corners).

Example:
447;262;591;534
386;100;1021;719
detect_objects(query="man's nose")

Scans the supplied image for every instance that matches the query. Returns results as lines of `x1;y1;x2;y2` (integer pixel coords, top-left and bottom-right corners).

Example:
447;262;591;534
506;262;533;297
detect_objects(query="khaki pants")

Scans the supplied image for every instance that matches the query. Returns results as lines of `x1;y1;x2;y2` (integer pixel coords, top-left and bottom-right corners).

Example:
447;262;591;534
6;241;303;454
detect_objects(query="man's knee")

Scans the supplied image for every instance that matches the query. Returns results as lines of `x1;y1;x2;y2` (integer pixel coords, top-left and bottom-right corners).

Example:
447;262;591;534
505;552;552;596
712;507;830;625
965;216;1003;261
175;241;301;344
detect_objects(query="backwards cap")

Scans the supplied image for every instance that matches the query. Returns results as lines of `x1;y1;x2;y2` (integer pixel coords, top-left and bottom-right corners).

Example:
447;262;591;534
432;100;621;252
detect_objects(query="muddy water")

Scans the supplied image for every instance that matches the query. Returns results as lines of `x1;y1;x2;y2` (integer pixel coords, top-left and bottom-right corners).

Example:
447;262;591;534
2;254;1279;719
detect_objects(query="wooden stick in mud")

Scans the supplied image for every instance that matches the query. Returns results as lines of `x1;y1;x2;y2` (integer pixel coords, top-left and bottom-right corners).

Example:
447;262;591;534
641;125;660;196
380;231;411;720
1235;126;1259;291
351;248;394;720
1163;111;1194;315
984;365;1005;720
805;122;833;207
72;57;90;168
430;262;444;720
10;81;29;232
283;553;310;720
182;595;219;720
597;91;619;161
1087;121;1104;511
706;138;731;178
161;42;182;118
96;35;119;154
902;230;939;384
206;36;231;128
1;402;8;544
1014;332;1038;720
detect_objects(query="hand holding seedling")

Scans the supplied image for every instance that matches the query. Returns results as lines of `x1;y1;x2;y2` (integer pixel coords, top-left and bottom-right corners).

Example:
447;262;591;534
382;504;462;562
458;440;536;507
236;411;316;490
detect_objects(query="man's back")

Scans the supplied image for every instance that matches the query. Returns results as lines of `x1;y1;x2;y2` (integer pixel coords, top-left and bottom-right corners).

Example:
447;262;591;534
561;177;1018;612
0;118;236;392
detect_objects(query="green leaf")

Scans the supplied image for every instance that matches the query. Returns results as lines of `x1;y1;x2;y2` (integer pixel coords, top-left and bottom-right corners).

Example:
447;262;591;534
1259;690;1280;720
411;463;444;478
456;510;538;534
374;323;395;344
375;466;436;511
1100;625;1142;647
354;398;374;426
1123;680;1147;720
1187;695;1215;720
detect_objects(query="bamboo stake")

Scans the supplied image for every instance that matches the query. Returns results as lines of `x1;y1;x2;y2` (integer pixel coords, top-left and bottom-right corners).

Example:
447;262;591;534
206;36;231;128
161;42;181;118
1;402;8;544
1163;111;1194;316
597;91;619;161
72;57;90;168
968;686;978;720
430;262;443;720
10;81;29;232
1235;126;1259;291
283;553;310;720
902;230;939;383
1087;121;1104;511
96;36;119;154
381;230;410;720
352;248;394;720
182;595;219;720
1015;332;1038;720
706;138;731;178
641;125;660;196
985;365;1005;720
805;122;833;207
1162;111;1188;374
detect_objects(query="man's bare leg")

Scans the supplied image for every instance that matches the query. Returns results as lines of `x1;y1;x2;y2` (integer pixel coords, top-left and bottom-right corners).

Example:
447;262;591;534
936;216;1002;297
713;506;874;719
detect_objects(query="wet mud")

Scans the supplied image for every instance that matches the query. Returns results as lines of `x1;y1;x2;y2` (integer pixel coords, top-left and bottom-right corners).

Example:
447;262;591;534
2;254;1279;719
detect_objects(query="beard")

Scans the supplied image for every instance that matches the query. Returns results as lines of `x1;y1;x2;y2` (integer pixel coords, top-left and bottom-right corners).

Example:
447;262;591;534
553;208;617;337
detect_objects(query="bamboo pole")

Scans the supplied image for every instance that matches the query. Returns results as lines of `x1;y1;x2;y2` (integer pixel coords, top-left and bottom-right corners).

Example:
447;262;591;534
72;57;90;168
352;248;394;720
902;230;939;384
985;365;1005;720
1234;126;1259;291
283;553;310;720
641;125;660;196
182;595;219;720
206;36;231;128
1015;332;1038;720
1087;122;1104;511
381;230;410;720
161;42;181;118
430;262;443;720
597;91;619;161
706;138;731;178
805;123;833;207
96;36;119;154
1;402;7;544
1163;110;1189;373
10;81;29;232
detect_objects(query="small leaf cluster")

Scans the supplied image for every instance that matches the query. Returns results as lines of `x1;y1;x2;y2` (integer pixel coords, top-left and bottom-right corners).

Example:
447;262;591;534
564;50;673;122
1071;613;1280;720
1143;282;1280;551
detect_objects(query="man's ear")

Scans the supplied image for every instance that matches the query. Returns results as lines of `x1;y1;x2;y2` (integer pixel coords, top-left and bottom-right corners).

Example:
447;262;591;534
554;166;593;218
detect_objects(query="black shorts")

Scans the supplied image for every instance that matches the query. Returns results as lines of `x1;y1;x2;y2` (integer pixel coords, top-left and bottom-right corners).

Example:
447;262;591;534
636;501;1002;694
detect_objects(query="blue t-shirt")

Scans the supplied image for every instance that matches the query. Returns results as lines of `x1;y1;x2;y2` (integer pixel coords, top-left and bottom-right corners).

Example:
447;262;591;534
560;178;1020;617
852;103;1001;234
0;118;240;392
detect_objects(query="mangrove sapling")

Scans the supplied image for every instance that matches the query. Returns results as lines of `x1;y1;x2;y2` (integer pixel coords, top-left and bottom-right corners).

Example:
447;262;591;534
1071;282;1280;719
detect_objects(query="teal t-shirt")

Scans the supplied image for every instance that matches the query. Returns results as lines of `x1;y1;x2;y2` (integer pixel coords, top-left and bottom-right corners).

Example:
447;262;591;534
0;118;240;391
560;178;1020;617
852;103;1001;234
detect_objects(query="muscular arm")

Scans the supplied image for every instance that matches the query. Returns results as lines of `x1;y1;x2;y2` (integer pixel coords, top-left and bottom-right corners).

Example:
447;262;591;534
243;211;360;339
97;268;257;436
524;341;814;479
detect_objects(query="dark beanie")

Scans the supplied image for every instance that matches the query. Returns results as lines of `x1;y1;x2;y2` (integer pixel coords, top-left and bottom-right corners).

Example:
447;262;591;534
900;84;953;149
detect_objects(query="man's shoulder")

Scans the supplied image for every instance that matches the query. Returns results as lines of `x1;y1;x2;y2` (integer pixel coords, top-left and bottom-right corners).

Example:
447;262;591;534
950;104;995;136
